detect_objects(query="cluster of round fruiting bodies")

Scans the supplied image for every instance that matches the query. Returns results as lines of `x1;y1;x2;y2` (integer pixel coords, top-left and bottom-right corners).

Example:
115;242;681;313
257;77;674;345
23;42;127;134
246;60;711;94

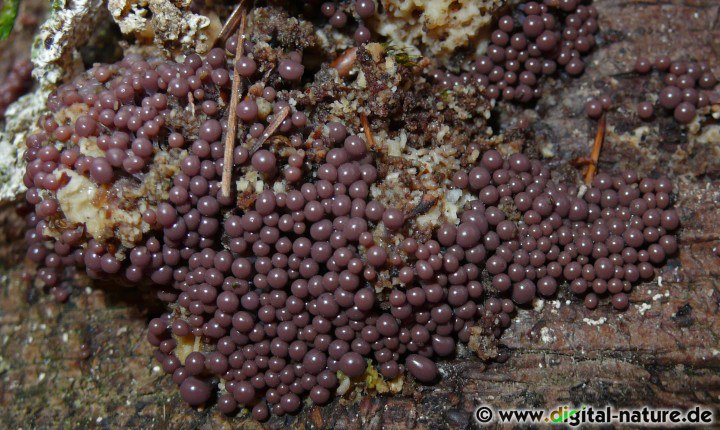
22;3;679;421
452;147;679;310
641;57;718;124
0;58;33;118
24;72;680;416
432;0;599;102
23;28;310;293
147;137;486;418
586;57;720;124
314;0;376;45
144;143;679;419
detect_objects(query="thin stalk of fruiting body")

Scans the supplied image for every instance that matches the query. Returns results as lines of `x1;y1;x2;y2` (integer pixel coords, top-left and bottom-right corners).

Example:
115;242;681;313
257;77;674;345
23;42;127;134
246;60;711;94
217;1;246;46
250;105;290;154
584;113;606;184
360;113;377;150
221;6;248;198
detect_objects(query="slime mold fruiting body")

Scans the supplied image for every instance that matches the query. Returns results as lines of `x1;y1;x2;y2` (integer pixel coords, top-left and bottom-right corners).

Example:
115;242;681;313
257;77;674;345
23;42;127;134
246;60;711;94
21;0;681;420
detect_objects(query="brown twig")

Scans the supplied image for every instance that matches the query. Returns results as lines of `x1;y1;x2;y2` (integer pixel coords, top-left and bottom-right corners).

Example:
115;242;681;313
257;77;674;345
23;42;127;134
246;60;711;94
406;194;438;219
584;113;606;185
220;7;247;198
330;47;358;77
217;2;246;46
250;105;291;153
360;113;377;149
569;157;593;167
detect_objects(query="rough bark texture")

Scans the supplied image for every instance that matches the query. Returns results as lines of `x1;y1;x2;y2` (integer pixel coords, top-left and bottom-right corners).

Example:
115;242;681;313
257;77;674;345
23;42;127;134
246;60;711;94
1;1;719;429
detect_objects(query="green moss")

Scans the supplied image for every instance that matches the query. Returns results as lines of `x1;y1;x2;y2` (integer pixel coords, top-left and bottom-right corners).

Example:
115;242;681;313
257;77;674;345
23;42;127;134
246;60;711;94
382;42;421;68
0;0;19;40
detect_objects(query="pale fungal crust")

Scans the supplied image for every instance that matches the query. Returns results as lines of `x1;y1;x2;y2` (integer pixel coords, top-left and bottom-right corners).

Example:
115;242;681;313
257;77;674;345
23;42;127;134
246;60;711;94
107;0;222;54
336;371;352;396
32;0;108;88
370;138;480;232
173;333;202;365
108;0;151;36
332;361;404;398
236;169;265;195
695;125;720;150
467;323;499;360
0;90;48;201
370;0;506;65
320;41;494;237
47;149;184;251
315;24;354;56
362;362;404;394
0;0;106;204
51;169;144;250
54;169;120;244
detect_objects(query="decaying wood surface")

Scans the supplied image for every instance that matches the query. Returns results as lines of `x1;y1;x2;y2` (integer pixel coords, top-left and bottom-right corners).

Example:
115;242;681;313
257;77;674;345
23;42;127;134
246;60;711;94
1;1;719;428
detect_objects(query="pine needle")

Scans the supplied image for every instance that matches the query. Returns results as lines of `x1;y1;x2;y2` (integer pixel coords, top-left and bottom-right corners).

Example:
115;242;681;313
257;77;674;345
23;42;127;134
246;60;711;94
584;113;606;184
220;6;247;198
